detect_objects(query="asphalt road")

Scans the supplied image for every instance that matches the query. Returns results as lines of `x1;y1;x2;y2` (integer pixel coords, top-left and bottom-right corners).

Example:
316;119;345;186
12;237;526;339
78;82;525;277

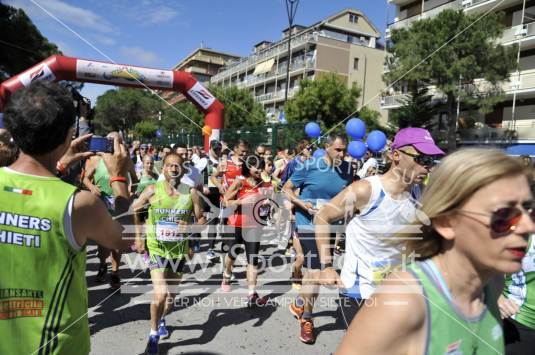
87;239;347;355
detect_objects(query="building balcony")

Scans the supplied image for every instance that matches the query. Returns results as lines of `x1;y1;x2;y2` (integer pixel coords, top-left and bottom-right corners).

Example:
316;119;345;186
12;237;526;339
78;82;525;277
211;31;318;83
462;0;522;14
458;125;535;142
381;69;535;110
501;22;535;49
254;86;300;104
231;58;315;89
388;0;461;31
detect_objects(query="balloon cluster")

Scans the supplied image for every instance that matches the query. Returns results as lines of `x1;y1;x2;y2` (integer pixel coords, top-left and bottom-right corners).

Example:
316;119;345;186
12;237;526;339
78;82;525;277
305;118;387;159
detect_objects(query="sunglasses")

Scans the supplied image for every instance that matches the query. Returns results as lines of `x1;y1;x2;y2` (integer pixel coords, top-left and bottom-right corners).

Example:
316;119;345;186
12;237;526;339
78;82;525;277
398;150;436;167
456;200;535;235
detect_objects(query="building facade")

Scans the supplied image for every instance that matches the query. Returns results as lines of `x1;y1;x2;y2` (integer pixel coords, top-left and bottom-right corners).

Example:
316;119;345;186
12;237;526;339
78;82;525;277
384;0;535;142
210;8;388;124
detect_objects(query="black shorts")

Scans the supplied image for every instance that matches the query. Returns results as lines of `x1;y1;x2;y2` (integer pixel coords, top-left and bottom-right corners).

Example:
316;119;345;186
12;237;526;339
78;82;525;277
226;227;261;266
297;231;334;270
504;317;535;355
336;294;364;328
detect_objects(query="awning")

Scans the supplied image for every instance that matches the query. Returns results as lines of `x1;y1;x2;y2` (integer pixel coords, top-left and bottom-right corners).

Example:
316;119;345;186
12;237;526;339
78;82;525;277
505;144;535;157
253;59;275;75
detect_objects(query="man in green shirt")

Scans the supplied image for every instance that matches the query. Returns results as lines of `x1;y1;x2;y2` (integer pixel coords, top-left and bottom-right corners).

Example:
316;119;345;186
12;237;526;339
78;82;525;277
133;152;206;354
0;81;133;355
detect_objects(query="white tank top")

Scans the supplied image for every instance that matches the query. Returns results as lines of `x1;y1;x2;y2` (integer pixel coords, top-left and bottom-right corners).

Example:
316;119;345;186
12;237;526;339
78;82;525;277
341;175;420;299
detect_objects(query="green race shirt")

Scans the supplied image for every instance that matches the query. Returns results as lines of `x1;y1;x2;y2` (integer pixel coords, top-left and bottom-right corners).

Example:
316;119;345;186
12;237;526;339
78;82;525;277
503;235;535;329
408;260;504;355
93;158;113;197
136;173;158;195
146;181;193;260
0;167;89;355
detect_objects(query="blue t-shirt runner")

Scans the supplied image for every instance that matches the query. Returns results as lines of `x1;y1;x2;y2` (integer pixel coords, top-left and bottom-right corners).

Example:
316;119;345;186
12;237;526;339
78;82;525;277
290;157;353;232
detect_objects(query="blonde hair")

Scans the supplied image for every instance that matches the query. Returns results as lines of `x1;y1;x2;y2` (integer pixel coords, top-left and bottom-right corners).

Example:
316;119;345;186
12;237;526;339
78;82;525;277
406;148;529;260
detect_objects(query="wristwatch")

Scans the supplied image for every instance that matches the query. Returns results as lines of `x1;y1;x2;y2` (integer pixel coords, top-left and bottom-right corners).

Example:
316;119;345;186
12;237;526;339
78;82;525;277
320;262;333;270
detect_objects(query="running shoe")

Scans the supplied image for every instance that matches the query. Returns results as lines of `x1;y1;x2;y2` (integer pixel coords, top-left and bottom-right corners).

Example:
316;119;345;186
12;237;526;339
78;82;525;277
289;300;304;319
109;272;121;291
95;264;107;283
145;334;159;355
206;249;218;261
158;319;169;339
221;274;231;293
247;293;268;308
193;240;201;253
299;318;315;344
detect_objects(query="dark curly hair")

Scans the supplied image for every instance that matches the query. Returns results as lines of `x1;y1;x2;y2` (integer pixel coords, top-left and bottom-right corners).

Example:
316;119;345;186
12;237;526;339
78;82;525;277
4;81;76;154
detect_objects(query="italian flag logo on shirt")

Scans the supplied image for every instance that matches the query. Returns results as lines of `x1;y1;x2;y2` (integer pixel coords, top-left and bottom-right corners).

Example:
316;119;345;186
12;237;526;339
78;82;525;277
4;186;33;196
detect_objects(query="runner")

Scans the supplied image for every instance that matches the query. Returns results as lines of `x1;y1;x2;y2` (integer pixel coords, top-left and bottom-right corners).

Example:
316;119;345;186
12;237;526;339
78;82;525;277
334;148;533;354
83;132;138;290
133;152;206;355
207;140;249;256
220;154;271;306
136;155;158;197
282;134;353;343
500;233;535;354
314;128;444;335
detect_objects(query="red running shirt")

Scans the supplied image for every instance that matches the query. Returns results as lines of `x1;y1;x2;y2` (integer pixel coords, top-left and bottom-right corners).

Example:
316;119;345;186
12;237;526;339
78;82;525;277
228;177;273;228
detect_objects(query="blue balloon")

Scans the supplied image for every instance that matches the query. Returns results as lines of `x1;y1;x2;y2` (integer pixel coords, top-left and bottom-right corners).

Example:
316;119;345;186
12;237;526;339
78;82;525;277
347;140;367;159
305;122;321;138
313;148;326;158
346;118;366;139
155;129;162;138
367;130;387;153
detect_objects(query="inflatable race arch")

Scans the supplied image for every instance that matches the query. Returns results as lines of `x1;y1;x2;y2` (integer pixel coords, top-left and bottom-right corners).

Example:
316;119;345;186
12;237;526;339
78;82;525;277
0;55;224;150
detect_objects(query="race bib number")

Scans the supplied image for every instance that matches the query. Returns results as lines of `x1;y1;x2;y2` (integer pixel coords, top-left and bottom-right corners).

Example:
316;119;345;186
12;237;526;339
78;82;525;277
156;221;184;242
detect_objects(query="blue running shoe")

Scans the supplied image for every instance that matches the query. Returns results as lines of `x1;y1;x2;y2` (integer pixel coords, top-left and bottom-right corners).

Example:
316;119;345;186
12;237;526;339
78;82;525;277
158;319;169;339
145;334;159;355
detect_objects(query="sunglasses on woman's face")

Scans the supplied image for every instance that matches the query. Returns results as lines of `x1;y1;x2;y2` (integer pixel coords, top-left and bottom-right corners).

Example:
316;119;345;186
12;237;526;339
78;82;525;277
398;149;436;167
456;200;535;235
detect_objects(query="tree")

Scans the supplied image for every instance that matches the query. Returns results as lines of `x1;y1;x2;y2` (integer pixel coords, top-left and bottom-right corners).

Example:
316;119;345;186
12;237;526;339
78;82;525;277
0;4;61;79
390;84;439;129
134;120;158;139
208;85;266;128
93;88;162;134
285;73;362;128
386;9;517;151
160;84;266;136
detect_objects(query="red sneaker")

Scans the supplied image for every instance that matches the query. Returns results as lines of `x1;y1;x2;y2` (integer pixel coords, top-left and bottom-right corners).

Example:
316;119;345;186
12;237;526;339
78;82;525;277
299;318;315;344
289;300;304;319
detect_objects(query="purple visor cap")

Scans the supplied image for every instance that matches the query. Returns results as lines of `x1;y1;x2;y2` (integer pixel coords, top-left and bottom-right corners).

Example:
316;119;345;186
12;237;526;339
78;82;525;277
392;127;445;156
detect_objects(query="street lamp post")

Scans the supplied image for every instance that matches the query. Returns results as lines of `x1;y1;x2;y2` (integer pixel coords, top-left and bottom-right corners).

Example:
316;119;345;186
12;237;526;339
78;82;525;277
284;0;300;103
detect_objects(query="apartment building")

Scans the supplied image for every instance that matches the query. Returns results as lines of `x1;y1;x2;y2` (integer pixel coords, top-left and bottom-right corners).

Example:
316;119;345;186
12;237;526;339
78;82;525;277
163;47;241;105
384;0;535;141
210;8;388;124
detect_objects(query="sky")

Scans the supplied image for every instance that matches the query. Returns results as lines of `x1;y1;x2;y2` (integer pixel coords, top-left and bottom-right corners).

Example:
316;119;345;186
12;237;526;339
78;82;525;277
4;0;393;103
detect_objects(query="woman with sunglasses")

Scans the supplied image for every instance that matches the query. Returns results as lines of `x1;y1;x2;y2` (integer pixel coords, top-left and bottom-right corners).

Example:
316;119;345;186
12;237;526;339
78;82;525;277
335;148;535;355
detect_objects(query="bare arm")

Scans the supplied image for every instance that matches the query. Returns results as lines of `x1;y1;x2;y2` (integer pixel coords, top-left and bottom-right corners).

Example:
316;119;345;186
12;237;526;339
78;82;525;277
72;188;132;250
314;180;372;269
82;157;101;195
335;271;425;355
282;179;314;213
131;184;156;252
210;166;225;193
223;179;243;207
